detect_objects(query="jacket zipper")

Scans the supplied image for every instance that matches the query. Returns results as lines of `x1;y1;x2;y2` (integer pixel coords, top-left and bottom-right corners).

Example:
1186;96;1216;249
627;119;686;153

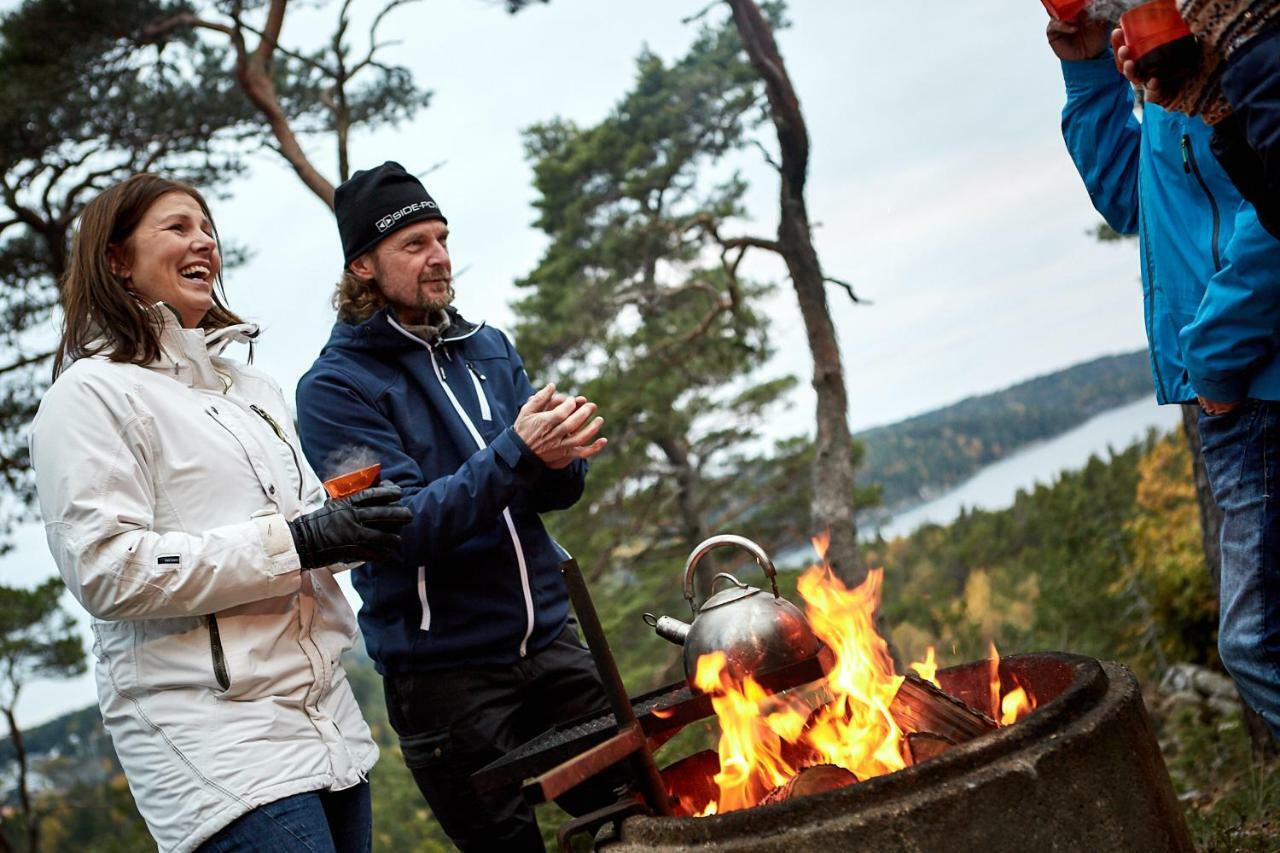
250;404;305;501
387;318;537;657
1137;202;1167;396
467;363;493;421
206;614;231;690
207;407;282;503
1181;134;1222;272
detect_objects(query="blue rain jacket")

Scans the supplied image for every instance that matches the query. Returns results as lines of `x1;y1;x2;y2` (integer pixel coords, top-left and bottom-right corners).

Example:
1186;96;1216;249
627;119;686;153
1061;55;1280;404
296;307;582;675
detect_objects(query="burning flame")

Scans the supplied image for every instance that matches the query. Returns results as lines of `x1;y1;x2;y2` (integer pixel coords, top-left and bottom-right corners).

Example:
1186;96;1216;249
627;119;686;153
988;641;1036;725
687;535;1036;816
1001;686;1033;726
909;646;939;688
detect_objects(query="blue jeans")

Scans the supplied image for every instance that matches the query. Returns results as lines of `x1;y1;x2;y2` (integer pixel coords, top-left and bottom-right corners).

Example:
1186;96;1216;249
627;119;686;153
198;782;372;853
1199;401;1280;737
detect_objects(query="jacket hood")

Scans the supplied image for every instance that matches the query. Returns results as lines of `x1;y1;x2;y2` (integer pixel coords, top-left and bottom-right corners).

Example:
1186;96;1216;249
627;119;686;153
322;305;484;355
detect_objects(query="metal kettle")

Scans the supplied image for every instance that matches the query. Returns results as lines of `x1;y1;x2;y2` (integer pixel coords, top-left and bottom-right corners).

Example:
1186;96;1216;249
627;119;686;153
644;534;823;689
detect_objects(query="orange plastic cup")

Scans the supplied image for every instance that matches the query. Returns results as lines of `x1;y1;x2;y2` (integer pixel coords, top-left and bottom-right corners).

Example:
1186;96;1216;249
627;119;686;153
323;463;381;499
1040;0;1087;22
1119;0;1192;62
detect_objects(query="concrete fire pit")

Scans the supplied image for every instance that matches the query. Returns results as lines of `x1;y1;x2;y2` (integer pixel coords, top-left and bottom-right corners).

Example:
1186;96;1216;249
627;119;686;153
603;653;1194;852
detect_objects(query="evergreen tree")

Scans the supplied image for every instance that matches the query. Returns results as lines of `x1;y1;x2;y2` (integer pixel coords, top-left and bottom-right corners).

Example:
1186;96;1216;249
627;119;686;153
515;15;796;613
0;579;85;852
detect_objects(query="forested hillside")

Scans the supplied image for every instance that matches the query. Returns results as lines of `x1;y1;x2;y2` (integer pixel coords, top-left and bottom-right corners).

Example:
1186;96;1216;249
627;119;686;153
856;349;1153;518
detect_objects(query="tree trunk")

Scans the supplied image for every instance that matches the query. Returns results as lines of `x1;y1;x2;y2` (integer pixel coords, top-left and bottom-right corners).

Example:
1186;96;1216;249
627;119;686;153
4;705;36;853
1180;404;1275;757
726;0;862;586
655;436;716;597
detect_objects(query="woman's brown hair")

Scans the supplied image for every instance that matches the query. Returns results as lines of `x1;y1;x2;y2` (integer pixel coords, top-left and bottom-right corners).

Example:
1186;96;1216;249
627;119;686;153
53;174;246;380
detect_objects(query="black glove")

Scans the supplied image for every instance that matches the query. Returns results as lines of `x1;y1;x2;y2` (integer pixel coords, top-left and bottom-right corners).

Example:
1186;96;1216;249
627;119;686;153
288;482;413;569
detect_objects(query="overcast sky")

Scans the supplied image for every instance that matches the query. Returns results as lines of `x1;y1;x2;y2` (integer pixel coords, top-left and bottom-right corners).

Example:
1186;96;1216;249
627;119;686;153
4;0;1159;726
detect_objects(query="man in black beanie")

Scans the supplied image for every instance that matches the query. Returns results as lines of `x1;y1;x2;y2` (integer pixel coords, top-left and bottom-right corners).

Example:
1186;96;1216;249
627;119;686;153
296;161;617;850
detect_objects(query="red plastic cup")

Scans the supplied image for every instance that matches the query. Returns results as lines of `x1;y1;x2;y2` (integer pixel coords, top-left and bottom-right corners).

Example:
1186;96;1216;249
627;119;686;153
1041;0;1087;22
1119;0;1192;62
323;463;381;499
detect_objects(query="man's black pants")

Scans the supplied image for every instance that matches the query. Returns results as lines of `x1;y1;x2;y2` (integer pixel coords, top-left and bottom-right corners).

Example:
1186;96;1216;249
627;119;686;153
383;625;621;851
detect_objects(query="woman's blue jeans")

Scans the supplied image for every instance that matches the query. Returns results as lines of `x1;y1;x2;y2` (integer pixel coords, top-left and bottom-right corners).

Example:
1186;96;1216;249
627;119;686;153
197;782;372;853
1199;400;1280;737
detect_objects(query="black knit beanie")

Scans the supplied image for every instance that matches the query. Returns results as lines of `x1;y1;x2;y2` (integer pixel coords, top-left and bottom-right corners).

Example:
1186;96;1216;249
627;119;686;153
334;161;448;265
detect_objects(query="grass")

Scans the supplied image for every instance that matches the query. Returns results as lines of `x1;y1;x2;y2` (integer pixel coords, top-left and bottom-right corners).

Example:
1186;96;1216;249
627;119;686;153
1151;694;1280;851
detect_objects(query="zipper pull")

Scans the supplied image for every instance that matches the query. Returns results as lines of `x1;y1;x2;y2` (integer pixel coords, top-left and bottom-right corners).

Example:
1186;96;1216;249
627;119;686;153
1180;135;1191;174
250;404;288;442
429;346;447;383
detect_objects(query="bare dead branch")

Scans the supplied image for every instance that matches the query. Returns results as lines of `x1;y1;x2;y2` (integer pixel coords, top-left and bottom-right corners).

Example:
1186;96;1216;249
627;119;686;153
749;138;781;171
39;149;96;219
140;12;236;41
0;350;54;377
231;18;336;76
824;276;869;305
680;1;720;24
348;0;419;77
721;234;781;253
62;160;133;218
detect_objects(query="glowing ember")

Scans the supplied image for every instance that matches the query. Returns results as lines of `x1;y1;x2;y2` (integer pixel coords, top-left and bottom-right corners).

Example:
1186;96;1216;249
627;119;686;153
686;535;1037;816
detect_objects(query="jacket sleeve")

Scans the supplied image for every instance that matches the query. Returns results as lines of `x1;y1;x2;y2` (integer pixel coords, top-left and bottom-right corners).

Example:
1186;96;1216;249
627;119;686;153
1222;30;1280;191
296;367;547;562
1061;55;1142;235
499;331;587;513
31;374;302;621
1179;203;1280;401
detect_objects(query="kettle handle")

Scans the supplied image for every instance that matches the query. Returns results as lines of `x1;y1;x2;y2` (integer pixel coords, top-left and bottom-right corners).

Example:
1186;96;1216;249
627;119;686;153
683;534;778;614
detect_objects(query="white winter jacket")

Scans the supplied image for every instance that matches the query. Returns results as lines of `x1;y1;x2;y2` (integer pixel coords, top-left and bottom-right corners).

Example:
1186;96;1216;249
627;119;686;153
30;317;377;852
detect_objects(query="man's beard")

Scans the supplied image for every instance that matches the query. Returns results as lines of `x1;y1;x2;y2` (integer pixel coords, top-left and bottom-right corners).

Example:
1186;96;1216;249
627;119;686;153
416;267;455;314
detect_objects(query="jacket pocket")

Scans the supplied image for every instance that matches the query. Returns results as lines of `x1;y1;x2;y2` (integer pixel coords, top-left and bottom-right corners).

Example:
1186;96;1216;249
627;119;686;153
206;614;231;691
399;728;452;773
125;616;228;694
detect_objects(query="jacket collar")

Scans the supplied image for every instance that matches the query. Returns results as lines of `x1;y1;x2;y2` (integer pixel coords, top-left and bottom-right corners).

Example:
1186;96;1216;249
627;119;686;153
146;307;260;389
327;305;484;353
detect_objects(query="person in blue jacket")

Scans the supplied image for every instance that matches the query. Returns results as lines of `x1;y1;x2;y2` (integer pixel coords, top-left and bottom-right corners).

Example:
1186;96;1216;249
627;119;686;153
296;162;612;850
1048;16;1280;737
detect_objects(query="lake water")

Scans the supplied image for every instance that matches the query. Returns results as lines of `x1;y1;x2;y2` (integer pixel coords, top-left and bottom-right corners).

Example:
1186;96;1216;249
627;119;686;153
874;396;1182;540
5;395;1183;729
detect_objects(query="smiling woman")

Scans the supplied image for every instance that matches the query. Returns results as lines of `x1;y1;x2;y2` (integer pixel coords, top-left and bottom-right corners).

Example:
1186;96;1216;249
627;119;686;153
29;173;414;853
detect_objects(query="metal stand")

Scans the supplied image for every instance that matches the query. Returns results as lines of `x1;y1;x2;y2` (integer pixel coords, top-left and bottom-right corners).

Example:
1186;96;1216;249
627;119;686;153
547;558;673;820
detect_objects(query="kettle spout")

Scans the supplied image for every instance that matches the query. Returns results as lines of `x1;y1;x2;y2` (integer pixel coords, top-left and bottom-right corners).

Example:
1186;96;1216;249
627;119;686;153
643;612;691;646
